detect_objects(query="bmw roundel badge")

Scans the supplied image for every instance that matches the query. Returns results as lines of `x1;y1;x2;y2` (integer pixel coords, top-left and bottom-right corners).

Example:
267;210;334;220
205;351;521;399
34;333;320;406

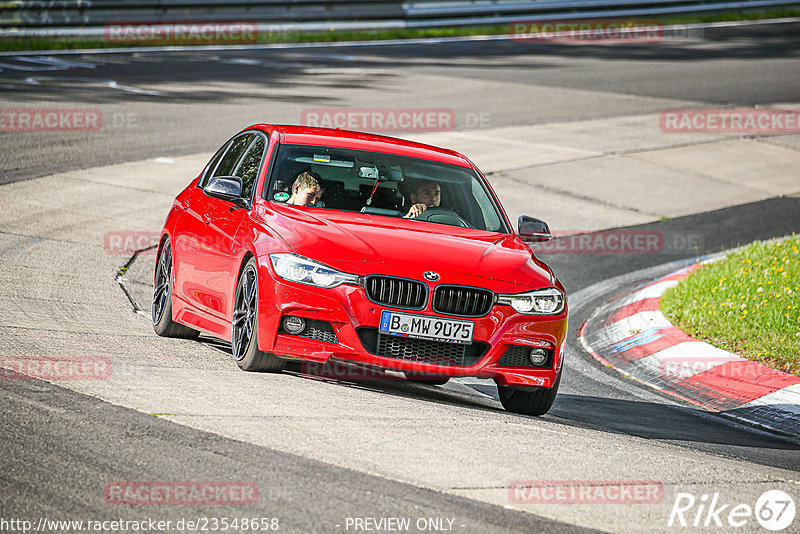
424;271;440;281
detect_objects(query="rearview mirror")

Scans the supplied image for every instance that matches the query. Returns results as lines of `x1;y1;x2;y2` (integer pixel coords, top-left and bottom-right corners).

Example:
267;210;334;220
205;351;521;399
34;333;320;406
358;166;379;179
358;166;403;182
205;176;247;207
388;169;404;182
518;215;552;242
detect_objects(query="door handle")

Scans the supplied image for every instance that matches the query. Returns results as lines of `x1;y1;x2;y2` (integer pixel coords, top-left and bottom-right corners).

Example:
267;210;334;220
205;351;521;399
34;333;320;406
180;200;189;211
202;213;211;224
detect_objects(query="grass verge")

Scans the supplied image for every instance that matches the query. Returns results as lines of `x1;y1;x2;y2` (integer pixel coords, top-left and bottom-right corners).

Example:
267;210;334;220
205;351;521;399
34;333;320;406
1;7;800;52
661;236;800;376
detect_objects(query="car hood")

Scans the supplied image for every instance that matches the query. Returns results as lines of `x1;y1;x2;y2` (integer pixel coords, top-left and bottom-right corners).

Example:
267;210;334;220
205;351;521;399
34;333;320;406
261;207;554;291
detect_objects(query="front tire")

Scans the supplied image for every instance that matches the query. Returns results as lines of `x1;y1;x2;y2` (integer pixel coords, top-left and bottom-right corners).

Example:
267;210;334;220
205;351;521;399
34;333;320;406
152;238;200;339
232;257;285;372
497;367;561;416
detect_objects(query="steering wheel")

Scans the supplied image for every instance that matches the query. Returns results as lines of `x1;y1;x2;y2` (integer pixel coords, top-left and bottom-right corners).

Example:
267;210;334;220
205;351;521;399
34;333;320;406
414;207;471;228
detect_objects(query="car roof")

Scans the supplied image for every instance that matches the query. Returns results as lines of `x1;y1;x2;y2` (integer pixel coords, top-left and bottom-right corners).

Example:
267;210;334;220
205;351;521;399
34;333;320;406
245;124;472;168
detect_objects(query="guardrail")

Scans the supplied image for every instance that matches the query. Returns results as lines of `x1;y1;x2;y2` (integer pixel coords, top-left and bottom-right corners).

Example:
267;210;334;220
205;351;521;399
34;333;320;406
1;0;798;35
0;1;404;27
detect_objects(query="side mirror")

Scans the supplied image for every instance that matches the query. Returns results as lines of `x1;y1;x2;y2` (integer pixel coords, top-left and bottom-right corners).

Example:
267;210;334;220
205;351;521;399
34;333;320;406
205;176;247;207
518;215;552;242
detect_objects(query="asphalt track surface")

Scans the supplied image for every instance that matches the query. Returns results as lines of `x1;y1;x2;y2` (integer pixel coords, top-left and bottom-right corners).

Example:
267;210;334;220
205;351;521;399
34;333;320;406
2;22;800;183
2;21;800;534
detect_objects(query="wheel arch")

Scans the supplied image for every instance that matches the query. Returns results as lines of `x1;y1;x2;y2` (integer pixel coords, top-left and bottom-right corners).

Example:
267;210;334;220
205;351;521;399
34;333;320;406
157;231;170;259
236;250;256;285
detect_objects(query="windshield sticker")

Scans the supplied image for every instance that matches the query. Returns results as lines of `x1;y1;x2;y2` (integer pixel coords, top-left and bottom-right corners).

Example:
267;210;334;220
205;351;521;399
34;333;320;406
273;192;290;202
295;156;353;168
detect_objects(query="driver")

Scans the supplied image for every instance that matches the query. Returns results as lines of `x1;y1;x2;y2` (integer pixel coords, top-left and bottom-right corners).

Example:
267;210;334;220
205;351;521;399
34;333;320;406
403;180;441;219
286;172;323;206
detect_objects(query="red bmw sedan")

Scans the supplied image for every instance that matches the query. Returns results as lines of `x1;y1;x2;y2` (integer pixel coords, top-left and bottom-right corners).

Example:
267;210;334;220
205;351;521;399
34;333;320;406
153;124;567;415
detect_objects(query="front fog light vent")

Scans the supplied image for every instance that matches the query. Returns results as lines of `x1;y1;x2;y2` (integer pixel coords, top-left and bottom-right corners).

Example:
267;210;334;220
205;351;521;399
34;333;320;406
280;317;339;344
283;316;306;334
497;345;552;367
529;348;548;365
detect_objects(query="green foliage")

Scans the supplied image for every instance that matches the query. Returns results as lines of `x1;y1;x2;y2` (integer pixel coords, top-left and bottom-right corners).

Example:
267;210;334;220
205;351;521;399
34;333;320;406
661;236;800;375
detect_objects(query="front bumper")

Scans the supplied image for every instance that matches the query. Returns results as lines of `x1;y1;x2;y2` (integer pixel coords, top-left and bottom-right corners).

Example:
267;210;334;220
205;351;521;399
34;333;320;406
256;262;567;388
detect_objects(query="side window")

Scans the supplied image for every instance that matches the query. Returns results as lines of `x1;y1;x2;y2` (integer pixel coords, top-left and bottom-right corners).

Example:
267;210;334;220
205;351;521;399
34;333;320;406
198;142;229;188
233;135;266;199
213;134;254;178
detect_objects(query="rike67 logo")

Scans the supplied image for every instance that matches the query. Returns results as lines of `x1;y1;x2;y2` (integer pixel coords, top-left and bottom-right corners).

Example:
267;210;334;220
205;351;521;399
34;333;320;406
668;490;795;531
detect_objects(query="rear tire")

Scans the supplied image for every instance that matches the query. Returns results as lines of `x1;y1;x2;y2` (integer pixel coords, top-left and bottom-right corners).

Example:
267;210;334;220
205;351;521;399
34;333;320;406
152;237;200;339
232;257;285;373
497;367;561;416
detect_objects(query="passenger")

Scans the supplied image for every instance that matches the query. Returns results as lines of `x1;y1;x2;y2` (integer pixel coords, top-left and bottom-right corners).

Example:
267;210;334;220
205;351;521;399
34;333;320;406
286;172;323;206
403;180;441;219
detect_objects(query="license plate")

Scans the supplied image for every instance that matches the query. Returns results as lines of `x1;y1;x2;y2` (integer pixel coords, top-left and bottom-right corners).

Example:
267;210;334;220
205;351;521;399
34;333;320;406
379;311;474;345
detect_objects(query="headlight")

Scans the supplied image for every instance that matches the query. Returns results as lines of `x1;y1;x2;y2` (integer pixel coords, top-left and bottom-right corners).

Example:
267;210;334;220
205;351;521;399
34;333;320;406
270;253;359;288
497;287;565;315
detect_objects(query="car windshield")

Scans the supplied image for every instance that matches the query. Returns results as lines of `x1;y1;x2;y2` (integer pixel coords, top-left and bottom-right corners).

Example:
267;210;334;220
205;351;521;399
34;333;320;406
265;143;508;233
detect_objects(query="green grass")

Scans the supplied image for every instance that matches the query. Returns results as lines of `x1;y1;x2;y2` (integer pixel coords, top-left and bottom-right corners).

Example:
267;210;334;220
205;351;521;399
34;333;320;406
658;6;800;24
661;236;800;376
2;7;800;52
